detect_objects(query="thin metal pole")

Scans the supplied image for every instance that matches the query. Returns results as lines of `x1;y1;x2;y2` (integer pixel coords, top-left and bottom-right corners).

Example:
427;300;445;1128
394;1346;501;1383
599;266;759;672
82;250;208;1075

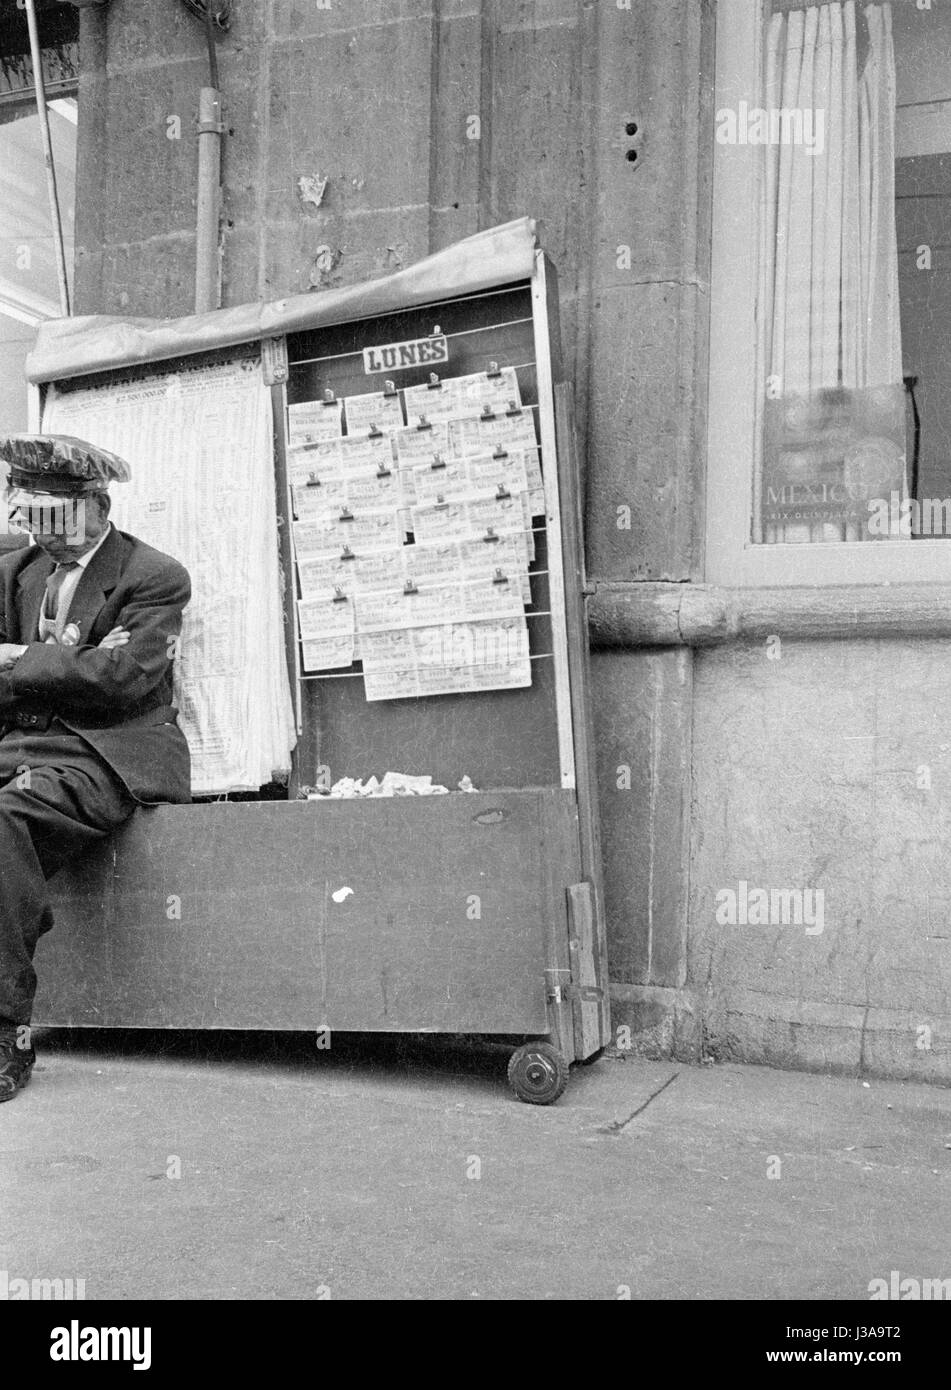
23;0;70;317
194;86;222;312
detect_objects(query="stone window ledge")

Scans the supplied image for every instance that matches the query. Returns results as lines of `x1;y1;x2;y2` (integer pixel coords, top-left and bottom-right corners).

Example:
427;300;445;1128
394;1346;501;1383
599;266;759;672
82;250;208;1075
587;581;951;648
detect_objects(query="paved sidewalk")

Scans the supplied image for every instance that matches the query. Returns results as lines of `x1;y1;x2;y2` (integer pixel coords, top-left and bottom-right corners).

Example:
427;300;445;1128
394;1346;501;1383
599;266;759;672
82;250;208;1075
2;1031;950;1300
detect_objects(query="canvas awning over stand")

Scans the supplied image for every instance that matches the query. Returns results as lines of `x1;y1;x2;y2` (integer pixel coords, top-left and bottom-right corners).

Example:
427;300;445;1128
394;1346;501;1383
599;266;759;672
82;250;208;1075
25;218;539;383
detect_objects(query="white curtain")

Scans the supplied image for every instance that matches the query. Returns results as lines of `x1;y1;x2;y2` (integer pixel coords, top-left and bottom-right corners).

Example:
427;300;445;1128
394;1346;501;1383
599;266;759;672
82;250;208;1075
757;2;905;544
859;4;902;387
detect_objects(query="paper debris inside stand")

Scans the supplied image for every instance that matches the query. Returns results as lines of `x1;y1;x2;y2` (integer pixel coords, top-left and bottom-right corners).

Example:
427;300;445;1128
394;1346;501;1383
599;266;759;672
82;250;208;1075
301;771;480;799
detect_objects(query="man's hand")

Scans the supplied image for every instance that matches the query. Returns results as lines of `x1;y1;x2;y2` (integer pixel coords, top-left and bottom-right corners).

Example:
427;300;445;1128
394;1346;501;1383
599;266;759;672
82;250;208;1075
0;644;27;671
0;632;128;666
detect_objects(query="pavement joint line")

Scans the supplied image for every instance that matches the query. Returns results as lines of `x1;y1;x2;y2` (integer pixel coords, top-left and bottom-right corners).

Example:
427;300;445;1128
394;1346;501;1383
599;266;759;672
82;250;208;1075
598;1070;680;1134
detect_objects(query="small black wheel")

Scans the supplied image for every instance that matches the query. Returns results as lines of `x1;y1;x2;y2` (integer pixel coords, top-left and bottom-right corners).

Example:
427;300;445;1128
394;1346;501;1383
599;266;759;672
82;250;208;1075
507;1042;569;1105
578;1046;605;1067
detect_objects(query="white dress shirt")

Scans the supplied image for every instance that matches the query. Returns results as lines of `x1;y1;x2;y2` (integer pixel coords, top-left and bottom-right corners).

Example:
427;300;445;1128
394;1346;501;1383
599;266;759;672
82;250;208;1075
38;523;113;642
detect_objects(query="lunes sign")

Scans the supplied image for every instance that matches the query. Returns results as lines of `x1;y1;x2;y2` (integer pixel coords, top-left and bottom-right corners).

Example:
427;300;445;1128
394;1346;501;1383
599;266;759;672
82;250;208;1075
362;335;449;374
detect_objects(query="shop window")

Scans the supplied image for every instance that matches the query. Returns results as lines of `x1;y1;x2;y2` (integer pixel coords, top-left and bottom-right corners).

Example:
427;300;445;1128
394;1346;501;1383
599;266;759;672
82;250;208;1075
708;0;951;584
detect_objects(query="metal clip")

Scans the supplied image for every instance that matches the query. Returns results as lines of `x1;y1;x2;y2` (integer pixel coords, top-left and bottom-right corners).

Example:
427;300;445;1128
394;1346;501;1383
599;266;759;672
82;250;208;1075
331;586;348;603
403;579;419;595
339;545;356;561
426;373;442;391
339;507;355;522
375;461;392;478
492;568;509;585
429;453;447;470
416;415;432;431
383;379;399;397
304;472;321;488
486;360;502;379
483;526;500;543
322;388;337;406
480;403;496;420
505;400;522;416
368;423;384;438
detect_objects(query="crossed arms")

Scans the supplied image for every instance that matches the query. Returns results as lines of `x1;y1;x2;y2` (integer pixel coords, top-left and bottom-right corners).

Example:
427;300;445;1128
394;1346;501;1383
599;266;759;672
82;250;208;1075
0;563;190;718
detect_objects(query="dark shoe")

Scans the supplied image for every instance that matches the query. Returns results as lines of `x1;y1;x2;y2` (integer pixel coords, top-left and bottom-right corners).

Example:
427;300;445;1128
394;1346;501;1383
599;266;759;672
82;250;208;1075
0;1030;35;1102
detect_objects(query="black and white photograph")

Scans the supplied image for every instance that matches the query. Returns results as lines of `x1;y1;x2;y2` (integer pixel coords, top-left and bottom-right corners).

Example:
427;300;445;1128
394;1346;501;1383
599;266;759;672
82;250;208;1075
0;0;949;1345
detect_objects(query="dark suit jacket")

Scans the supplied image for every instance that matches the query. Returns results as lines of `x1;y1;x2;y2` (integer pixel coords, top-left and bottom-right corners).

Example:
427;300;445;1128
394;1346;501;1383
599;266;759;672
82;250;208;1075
0;526;191;805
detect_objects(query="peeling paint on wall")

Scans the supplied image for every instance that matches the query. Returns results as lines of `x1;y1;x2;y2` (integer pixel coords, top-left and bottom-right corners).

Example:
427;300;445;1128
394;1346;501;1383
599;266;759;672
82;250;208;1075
297;174;328;211
308;244;343;290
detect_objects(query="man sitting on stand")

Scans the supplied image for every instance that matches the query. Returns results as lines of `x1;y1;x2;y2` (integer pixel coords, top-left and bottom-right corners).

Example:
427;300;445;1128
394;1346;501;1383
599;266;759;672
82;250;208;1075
0;435;191;1102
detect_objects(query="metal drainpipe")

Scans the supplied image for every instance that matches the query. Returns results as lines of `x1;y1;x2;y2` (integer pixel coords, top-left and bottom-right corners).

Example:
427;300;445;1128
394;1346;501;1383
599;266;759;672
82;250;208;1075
194;7;224;312
24;0;71;316
194;86;223;312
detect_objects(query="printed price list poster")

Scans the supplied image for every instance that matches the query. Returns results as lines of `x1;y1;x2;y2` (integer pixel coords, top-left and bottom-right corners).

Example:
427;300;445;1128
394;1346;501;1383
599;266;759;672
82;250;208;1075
43;360;296;794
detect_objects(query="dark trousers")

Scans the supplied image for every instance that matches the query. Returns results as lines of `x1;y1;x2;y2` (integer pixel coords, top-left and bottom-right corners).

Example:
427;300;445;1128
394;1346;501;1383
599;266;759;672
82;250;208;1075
0;721;135;1027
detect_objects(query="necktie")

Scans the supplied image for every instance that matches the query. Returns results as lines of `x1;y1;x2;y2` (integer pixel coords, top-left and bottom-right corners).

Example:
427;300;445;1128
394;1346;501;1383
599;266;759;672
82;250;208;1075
42;561;80;639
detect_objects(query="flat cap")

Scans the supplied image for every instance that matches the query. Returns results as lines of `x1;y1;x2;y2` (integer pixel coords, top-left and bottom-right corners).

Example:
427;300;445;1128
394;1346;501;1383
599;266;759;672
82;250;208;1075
0;433;132;495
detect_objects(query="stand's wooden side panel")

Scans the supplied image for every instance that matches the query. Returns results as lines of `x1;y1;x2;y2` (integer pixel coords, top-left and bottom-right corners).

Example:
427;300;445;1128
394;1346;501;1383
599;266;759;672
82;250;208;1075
544;253;612;1054
558;383;612;1053
33;792;579;1034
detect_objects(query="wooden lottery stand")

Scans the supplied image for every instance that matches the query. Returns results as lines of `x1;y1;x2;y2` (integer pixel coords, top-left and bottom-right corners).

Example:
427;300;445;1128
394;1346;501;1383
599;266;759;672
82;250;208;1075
28;219;610;1104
